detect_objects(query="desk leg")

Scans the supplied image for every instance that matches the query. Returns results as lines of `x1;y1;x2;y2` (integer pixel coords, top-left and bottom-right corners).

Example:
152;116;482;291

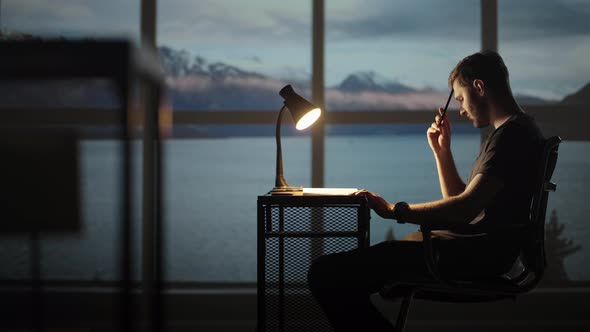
358;204;371;248
257;201;266;332
278;206;285;332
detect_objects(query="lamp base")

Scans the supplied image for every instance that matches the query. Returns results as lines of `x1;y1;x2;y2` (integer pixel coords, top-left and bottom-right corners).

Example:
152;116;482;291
271;186;303;195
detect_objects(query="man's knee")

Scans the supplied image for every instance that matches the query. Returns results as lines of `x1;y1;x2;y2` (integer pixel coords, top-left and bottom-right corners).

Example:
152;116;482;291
308;252;352;294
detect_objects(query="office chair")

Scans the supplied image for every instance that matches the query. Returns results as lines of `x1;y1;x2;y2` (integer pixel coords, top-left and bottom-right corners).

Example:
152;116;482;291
380;136;561;332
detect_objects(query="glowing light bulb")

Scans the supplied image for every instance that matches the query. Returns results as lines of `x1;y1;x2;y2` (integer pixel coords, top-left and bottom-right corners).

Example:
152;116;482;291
295;108;321;130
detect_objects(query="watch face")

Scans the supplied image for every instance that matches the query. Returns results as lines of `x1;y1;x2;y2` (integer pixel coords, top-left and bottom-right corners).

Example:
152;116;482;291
396;202;409;220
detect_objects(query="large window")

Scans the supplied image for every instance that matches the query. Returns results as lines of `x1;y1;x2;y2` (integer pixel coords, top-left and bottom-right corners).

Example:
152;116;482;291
2;0;589;286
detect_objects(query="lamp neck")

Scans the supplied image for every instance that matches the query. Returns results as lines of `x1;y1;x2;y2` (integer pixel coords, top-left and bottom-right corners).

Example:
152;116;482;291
275;104;289;188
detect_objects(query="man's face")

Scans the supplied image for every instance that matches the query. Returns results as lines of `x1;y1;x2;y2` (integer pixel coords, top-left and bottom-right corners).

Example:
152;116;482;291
452;79;489;128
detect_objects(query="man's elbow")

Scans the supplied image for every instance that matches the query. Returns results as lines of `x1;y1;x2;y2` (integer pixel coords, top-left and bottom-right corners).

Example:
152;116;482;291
459;208;483;225
446;211;477;225
449;195;485;225
451;173;501;225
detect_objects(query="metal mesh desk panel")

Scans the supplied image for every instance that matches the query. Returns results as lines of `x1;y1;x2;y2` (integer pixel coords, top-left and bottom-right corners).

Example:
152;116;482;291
257;195;370;332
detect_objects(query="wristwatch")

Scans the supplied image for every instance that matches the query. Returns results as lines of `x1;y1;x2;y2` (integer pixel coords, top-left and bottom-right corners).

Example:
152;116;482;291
393;201;410;223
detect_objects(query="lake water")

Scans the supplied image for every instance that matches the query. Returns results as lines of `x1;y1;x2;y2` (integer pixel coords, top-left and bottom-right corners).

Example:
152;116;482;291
1;135;589;282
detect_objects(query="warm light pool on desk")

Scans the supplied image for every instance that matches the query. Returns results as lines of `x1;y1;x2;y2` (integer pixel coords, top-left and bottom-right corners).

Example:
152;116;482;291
270;188;358;196
303;188;359;195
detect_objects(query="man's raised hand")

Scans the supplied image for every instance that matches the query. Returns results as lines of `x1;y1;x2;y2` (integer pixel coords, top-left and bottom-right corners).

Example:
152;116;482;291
427;107;452;155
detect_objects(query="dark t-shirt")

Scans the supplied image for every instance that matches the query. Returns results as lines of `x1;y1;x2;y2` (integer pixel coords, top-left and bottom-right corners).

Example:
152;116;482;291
437;111;544;238
435;111;544;276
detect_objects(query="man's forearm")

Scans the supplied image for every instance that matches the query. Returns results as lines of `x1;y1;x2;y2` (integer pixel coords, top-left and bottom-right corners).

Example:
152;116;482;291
396;195;478;226
392;173;498;227
434;150;466;198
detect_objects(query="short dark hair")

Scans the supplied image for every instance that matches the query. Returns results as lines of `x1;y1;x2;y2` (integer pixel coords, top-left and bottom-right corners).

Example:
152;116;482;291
448;50;511;93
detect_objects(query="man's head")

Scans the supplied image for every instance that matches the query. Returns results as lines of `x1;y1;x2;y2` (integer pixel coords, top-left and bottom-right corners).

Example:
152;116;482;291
448;51;513;128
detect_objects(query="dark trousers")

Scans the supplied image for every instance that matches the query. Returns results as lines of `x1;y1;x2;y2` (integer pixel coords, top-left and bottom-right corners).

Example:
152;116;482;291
307;240;430;332
307;235;515;332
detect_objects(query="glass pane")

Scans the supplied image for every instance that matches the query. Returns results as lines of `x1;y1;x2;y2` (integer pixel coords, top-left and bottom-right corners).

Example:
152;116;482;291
157;0;312;282
38;139;143;282
1;0;140;41
326;0;479;111
157;0;312;110
545;141;590;282
163;134;311;282
499;0;590;104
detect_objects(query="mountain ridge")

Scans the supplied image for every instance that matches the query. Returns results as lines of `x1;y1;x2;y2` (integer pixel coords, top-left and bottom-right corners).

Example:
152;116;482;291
561;82;590;105
159;46;583;110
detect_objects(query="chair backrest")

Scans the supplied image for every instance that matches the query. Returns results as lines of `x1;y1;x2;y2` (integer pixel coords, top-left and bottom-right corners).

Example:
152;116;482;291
521;136;561;281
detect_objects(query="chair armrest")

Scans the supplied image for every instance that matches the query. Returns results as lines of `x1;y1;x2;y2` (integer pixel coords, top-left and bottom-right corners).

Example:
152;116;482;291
422;222;528;232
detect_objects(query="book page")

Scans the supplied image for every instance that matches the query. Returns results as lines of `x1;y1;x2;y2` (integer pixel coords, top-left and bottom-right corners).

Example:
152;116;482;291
303;188;359;196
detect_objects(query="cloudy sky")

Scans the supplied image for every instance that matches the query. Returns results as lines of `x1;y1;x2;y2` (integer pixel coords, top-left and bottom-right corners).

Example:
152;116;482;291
3;0;589;100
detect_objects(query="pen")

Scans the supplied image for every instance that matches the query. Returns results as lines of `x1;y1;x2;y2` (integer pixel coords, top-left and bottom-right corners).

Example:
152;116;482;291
437;88;454;126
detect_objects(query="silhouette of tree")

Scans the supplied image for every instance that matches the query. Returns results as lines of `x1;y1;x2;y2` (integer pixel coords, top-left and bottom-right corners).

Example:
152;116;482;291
0;29;42;41
544;209;581;282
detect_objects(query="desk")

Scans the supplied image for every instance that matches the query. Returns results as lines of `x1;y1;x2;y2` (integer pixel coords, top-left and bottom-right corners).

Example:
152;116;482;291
257;194;371;332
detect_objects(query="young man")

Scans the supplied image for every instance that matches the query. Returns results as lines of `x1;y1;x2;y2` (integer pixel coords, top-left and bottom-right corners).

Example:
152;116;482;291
307;51;544;332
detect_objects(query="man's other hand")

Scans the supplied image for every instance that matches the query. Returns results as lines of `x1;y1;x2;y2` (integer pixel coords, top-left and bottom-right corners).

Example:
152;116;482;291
427;107;451;155
352;189;394;219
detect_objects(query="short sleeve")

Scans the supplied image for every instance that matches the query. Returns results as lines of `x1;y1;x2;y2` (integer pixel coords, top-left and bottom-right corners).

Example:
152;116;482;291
462;113;543;231
477;126;527;182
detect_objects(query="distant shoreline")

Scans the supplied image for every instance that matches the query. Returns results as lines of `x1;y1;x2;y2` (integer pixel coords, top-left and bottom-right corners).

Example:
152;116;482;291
78;124;480;140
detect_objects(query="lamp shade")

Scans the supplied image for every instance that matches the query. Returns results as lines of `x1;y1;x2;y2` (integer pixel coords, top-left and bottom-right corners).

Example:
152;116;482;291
279;85;321;130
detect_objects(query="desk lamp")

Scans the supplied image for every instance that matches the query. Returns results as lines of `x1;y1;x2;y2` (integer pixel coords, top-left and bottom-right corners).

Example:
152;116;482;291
272;85;321;194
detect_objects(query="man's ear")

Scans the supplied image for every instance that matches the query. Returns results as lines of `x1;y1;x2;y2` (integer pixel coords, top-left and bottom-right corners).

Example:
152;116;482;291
472;79;485;96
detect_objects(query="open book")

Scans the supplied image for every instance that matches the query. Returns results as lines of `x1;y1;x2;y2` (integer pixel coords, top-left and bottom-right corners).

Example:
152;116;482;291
303;188;359;196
